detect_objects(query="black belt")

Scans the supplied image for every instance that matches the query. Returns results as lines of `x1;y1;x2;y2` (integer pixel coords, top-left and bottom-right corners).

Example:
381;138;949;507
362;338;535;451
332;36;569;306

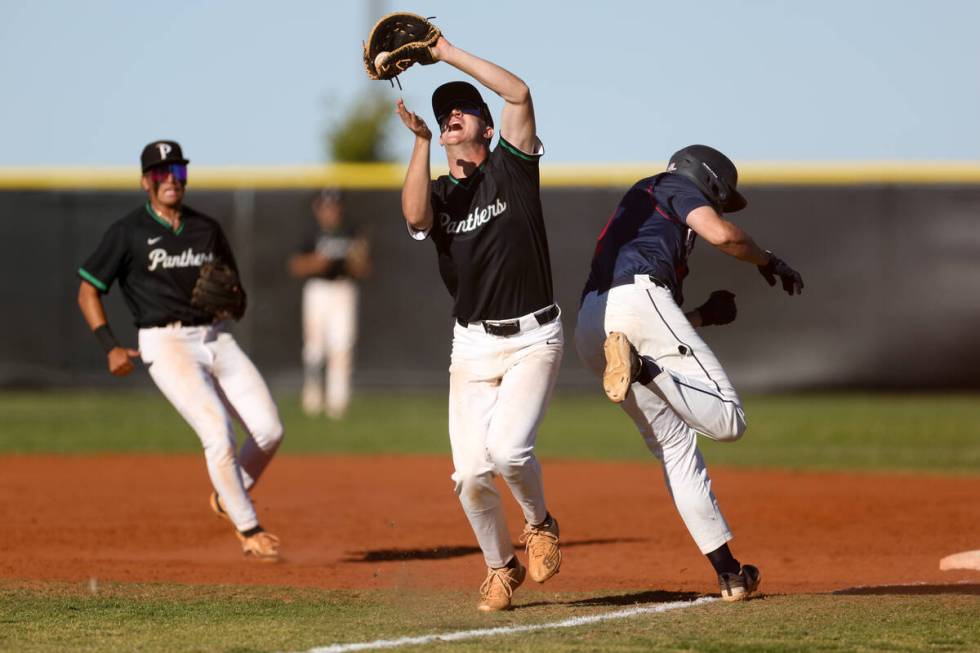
146;317;214;328
457;304;560;337
609;274;670;291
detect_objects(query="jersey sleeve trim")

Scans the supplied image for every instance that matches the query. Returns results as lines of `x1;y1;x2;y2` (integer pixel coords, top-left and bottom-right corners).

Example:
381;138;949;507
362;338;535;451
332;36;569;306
78;267;108;292
498;136;544;161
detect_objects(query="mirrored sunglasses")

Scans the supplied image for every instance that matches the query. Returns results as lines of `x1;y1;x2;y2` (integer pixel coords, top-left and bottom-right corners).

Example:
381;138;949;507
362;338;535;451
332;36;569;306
147;163;188;183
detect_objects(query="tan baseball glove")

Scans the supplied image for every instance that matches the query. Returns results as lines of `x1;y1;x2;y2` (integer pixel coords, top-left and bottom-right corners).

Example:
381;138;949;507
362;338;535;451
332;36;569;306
363;12;441;82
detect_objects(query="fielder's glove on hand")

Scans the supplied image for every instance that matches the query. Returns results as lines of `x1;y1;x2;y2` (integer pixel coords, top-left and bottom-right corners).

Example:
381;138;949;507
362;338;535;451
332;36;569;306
363;12;441;82
758;251;804;295
191;262;247;321
696;290;737;326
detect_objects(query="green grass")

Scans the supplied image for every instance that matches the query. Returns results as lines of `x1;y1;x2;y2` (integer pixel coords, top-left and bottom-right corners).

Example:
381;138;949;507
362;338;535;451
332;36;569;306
1;390;979;473
3;393;979;652
1;582;977;653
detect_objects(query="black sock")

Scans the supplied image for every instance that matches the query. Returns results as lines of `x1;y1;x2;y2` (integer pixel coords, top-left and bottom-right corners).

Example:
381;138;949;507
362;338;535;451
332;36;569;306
636;356;660;385
239;525;264;538
706;544;741;576
532;512;552;529
501;556;518;570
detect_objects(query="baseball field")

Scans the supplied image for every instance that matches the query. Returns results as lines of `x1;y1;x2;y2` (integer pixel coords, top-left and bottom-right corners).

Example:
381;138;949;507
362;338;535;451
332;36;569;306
2;390;979;652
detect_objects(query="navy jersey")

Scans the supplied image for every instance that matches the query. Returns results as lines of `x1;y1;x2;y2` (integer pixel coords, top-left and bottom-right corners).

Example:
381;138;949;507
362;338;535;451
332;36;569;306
582;173;712;305
78;203;237;328
421;137;554;323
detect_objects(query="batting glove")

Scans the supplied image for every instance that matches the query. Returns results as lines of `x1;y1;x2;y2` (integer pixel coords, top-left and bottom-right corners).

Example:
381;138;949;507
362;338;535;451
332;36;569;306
758;251;804;295
696;290;737;326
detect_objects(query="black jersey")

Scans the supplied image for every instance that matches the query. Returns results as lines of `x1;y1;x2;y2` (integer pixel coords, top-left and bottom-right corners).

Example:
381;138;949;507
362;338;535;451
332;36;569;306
423;137;554;323
78;203;238;328
298;223;360;281
582;173;711;306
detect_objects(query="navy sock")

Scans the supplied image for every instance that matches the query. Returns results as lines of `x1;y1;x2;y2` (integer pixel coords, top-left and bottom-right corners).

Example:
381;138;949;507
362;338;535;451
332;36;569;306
706;544;741;575
239;525;264;538
636;356;660;385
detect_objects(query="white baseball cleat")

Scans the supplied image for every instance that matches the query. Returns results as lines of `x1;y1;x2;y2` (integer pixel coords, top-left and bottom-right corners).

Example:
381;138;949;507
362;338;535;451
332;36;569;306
718;564;762;602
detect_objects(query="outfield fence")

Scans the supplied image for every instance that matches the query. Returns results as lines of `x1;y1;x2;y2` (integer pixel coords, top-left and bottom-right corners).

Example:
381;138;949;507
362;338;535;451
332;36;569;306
2;163;979;391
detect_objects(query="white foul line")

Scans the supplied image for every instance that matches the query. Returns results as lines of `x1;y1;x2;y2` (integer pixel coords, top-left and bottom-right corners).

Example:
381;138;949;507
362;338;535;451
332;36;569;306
303;596;718;653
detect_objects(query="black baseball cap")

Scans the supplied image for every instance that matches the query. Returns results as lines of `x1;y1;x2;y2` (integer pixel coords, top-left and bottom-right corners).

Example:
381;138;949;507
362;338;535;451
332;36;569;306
431;81;493;128
140;140;190;172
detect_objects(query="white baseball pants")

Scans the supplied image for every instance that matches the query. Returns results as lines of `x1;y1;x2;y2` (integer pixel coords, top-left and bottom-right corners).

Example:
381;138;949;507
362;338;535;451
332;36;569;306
302;278;358;418
449;309;563;569
575;275;745;554
139;322;283;532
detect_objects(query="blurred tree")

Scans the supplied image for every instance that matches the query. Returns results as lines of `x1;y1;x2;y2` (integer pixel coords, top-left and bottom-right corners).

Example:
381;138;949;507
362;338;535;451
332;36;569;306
325;89;395;163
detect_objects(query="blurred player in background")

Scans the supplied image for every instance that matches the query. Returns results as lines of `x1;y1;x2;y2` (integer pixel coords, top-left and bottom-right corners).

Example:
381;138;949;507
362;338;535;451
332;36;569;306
76;140;283;561
288;188;370;420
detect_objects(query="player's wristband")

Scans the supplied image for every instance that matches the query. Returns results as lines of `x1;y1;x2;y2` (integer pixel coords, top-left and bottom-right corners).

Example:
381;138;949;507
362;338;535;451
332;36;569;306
93;324;120;354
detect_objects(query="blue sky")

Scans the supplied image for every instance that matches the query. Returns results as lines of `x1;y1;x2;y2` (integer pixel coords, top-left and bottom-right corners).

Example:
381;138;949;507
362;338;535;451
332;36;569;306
2;0;978;166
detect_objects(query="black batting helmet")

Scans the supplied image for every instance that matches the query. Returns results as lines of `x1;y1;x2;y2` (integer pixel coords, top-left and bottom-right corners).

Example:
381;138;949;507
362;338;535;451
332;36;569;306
666;145;747;213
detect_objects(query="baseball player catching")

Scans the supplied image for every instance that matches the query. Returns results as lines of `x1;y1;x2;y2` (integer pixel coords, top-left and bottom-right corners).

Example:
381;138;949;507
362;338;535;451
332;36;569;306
574;145;804;601
387;22;563;610
76;140;284;561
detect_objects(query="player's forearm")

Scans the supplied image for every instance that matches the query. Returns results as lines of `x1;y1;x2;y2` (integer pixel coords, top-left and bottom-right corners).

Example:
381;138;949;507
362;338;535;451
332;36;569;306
78;281;130;367
435;40;530;105
288;253;329;277
685;310;704;327
712;225;770;266
402;138;434;230
77;281;109;330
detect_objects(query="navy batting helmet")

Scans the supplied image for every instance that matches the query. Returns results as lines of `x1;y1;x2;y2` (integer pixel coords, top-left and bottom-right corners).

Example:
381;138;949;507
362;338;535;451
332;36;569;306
666;145;747;213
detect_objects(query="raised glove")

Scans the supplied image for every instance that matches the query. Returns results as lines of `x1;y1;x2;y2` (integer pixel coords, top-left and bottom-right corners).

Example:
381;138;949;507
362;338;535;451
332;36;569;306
696;290;737;326
363;12;441;81
191;262;247;321
758;251;804;296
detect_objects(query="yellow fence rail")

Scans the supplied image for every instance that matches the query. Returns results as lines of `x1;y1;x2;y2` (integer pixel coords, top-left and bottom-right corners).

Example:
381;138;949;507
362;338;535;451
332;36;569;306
2;162;980;190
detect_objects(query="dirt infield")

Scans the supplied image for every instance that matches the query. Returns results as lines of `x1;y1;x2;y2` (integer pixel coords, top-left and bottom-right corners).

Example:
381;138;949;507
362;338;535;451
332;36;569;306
2;454;978;595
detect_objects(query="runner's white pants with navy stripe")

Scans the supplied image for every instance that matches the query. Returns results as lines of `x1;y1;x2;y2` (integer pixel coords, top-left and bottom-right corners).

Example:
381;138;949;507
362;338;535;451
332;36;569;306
575;275;744;554
449;311;563;569
139;322;283;532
